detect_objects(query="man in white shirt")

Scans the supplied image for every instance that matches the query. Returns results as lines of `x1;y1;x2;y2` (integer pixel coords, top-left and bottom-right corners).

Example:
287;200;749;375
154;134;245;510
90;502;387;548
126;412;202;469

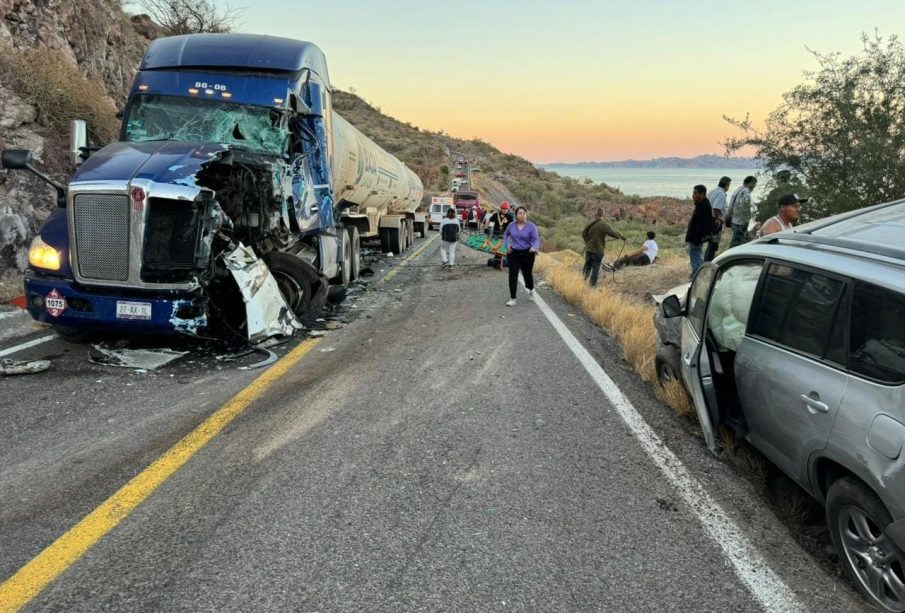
611;231;659;269
705;176;731;262
726;175;758;248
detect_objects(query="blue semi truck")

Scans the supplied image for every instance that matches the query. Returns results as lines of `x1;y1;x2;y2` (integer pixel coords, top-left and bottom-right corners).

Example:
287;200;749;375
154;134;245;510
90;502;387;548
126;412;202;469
2;34;424;342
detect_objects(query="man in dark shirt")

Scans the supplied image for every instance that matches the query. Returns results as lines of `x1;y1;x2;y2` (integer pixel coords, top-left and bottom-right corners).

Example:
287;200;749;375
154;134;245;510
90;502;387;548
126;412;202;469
685;184;713;280
582;207;625;286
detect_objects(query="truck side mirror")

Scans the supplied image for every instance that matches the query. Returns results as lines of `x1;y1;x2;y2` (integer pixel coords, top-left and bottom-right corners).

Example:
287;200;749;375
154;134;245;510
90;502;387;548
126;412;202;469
1;148;67;208
70;120;88;166
1;149;32;169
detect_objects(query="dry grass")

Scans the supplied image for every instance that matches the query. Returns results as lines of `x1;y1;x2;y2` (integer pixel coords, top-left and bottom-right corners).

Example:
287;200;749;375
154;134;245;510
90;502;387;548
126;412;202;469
537;252;695;418
0;45;119;144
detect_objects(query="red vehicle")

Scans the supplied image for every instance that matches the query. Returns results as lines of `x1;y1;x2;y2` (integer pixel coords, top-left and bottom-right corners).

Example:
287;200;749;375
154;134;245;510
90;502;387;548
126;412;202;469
453;190;480;212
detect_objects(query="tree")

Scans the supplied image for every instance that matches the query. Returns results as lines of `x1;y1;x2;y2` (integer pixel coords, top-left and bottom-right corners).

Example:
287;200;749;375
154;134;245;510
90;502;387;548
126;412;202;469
724;33;905;220
136;0;243;35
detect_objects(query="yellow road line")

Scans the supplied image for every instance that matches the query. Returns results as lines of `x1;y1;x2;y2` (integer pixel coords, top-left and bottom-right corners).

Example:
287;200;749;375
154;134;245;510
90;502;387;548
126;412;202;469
373;232;438;287
0;338;321;613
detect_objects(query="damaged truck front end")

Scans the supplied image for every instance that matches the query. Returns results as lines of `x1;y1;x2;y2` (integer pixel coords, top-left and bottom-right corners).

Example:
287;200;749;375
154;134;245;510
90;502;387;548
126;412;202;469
9;35;346;342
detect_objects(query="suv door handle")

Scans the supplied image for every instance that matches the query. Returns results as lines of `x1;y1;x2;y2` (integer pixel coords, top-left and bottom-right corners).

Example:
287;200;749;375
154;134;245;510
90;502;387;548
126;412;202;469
800;394;829;414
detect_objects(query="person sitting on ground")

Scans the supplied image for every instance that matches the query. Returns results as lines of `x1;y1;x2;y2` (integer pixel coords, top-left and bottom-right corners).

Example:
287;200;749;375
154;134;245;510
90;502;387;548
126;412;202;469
611;231;658;269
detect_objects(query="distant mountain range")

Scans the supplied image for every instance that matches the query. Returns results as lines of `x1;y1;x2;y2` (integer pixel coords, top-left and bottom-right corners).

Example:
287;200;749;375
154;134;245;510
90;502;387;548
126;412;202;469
541;154;761;169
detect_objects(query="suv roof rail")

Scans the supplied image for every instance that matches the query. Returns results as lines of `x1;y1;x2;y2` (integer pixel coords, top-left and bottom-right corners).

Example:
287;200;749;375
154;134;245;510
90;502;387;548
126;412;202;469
766;233;905;263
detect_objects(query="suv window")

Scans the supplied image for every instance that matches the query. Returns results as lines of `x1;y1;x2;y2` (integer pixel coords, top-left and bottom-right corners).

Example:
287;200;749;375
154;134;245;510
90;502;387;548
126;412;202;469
849;281;905;383
706;262;763;352
750;263;847;360
687;265;716;339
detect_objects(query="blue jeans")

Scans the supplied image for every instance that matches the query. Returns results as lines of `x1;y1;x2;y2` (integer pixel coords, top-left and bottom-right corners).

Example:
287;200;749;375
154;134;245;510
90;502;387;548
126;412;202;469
687;242;703;280
729;223;750;248
583;251;603;286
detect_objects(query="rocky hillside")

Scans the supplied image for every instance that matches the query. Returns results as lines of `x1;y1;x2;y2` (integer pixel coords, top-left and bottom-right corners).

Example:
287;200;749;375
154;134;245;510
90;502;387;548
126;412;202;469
0;0;151;279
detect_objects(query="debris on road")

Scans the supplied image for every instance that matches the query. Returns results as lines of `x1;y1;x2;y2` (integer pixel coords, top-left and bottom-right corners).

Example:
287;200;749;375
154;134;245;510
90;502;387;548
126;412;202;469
0;358;51;376
90;345;188;370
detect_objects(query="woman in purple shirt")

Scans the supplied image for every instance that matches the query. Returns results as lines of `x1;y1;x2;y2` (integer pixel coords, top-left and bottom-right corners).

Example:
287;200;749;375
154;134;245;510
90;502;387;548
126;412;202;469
502;206;541;306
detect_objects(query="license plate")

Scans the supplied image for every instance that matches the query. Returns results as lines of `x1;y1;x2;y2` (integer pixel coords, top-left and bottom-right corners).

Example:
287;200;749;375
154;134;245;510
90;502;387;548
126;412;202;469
116;301;152;320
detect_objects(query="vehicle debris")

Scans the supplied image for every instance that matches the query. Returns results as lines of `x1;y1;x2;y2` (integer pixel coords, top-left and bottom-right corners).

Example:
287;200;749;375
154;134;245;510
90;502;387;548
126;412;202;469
223;243;303;342
89;345;189;370
0;358;51;376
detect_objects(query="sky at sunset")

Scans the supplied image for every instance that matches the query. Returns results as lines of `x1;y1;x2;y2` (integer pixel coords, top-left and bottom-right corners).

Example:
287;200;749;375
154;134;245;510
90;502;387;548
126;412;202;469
238;0;905;162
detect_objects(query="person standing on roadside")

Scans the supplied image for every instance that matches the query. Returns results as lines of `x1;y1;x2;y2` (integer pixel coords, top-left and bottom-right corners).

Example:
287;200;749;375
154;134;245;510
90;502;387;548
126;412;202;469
758;193;806;237
685;184;712;280
439;206;460;268
503;206;541;306
487;201;514;237
726;175;757;248
581;207;625;286
704;176;731;261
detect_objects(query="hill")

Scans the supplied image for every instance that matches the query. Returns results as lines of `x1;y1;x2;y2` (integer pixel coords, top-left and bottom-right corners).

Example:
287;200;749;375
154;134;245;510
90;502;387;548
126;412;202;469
332;92;690;250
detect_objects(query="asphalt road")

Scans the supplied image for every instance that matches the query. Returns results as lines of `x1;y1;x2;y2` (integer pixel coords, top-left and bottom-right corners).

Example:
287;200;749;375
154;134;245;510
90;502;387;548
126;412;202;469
0;233;869;612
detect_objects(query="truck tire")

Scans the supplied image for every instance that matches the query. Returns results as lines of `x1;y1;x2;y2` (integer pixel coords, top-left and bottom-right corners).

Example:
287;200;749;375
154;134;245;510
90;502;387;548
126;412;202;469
53;325;93;344
339;228;352;287
379;227;392;253
393;222;405;254
262;252;325;323
349;226;361;280
406;219;414;248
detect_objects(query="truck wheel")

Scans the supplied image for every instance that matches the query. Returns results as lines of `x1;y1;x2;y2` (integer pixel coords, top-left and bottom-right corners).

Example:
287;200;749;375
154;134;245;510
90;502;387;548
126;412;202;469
827;476;905;612
53;325;93;344
405;220;414;249
339;228;352;287
349;226;361;280
379;227;392;253
393;221;405;254
262;252;323;323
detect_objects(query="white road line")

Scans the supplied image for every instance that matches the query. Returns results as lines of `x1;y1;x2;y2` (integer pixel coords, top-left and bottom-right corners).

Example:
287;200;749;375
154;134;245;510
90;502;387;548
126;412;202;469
529;287;806;613
0;335;55;358
0;309;26;321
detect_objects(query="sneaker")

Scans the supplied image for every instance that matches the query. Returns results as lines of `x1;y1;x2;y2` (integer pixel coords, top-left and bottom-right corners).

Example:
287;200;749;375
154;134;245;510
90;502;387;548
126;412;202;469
601;262;615;272
506;299;517;307
527;289;535;299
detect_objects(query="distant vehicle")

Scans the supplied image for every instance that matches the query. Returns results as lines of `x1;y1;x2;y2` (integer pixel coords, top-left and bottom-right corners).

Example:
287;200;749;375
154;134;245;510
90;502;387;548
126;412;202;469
657;200;905;612
453;190;479;211
455;170;466;178
428;197;455;230
457;156;465;164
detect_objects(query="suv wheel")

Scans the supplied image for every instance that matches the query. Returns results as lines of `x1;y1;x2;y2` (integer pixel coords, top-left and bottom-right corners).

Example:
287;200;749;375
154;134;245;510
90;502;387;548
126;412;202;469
827;476;905;612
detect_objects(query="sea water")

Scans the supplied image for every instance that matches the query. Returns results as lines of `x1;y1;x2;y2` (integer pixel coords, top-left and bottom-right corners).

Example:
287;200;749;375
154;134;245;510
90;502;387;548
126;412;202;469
539;165;762;199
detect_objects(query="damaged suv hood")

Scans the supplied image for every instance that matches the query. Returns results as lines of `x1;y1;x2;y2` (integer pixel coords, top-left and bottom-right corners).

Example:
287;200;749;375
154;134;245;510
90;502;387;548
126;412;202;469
72;141;231;186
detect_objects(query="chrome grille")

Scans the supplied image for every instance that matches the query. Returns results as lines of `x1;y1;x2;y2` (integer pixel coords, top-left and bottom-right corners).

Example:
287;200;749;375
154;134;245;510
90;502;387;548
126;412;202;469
73;194;130;281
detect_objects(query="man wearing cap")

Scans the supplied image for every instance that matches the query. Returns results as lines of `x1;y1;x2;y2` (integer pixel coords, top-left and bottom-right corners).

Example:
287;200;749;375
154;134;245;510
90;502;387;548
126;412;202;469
487;202;514;237
704;176;731;262
582;207;625;287
758;193;806;237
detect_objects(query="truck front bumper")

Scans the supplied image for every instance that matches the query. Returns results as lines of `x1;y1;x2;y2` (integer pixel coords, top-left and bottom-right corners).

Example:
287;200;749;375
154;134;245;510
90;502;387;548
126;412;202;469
25;276;209;336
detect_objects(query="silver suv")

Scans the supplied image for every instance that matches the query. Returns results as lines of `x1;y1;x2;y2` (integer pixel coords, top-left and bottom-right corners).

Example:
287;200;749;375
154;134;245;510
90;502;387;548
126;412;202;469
659;200;905;612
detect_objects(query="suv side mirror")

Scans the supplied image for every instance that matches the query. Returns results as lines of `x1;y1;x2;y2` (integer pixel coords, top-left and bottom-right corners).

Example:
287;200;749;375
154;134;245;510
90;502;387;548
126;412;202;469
660;294;683;318
1;148;67;208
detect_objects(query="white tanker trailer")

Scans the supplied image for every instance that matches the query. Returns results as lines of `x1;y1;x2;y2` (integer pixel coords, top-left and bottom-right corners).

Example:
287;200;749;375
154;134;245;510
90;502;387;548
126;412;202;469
2;34;427;340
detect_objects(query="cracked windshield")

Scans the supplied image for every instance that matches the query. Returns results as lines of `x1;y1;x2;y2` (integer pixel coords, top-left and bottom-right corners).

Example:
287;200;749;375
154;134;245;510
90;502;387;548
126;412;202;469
124;94;288;154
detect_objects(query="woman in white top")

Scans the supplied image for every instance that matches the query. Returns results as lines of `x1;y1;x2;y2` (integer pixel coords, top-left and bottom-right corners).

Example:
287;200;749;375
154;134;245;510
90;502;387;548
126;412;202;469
758;193;806;237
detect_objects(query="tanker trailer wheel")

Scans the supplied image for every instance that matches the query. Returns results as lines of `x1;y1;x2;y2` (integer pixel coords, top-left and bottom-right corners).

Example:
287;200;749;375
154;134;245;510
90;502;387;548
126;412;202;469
406;219;415;248
349;226;361;280
262;252;324;323
338;228;352;287
393;221;405;254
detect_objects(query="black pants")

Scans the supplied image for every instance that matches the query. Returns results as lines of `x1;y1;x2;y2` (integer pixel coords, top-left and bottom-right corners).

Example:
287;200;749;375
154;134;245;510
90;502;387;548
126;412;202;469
508;249;536;298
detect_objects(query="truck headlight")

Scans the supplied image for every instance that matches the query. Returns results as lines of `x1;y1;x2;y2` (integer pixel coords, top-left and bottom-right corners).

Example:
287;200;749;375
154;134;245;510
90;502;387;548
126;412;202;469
28;235;61;271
